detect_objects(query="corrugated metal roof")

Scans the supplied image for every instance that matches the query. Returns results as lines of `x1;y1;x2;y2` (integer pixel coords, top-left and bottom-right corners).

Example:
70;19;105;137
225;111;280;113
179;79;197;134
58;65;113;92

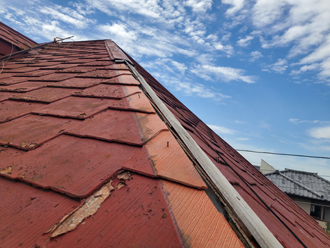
0;38;244;247
265;169;330;201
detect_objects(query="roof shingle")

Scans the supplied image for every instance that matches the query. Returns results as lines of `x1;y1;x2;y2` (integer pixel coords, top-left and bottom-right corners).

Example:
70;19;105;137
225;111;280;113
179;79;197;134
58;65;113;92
0;29;329;247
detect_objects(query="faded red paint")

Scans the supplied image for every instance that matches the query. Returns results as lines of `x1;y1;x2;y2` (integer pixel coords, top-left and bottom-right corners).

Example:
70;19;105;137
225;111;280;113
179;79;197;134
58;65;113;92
1;32;324;248
0;100;45;123
1;135;154;197
0;176;81;248
66;109;145;145
32;97;127;119
162;180;244;248
146;131;207;189
0;22;37;54
38;175;183;248
73;84;126;99
129;52;330;247
0;81;49;92
0;114;79;149
10;87;77;103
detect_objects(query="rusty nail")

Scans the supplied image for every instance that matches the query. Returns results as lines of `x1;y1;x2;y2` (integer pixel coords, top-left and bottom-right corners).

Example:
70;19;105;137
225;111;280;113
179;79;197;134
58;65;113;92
167;141;169;147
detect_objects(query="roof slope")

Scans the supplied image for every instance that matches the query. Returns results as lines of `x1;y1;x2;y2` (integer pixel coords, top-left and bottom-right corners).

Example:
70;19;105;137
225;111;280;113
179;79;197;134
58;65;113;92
0;22;37;56
266;169;330;201
0;40;244;247
125;52;330;247
0;28;329;246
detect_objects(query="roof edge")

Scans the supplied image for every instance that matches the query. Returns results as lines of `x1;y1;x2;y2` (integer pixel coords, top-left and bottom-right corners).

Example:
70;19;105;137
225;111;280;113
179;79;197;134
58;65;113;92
124;60;283;248
0;21;37;46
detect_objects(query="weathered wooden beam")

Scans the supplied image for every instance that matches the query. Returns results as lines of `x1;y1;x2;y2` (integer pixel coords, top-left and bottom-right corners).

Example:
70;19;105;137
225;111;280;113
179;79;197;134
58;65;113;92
126;61;283;248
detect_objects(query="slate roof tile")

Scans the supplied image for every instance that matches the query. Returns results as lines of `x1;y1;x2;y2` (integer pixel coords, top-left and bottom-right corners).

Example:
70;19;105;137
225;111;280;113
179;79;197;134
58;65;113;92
0;135;154;198
0;177;81;248
0;100;45;123
0;81;49;92
32;97;126;119
0;114;79;150
10;87;77;103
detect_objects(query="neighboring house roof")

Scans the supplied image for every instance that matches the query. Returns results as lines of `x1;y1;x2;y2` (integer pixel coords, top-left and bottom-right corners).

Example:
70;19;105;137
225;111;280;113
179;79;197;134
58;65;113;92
265;169;330;202
0;27;329;247
0;22;37;56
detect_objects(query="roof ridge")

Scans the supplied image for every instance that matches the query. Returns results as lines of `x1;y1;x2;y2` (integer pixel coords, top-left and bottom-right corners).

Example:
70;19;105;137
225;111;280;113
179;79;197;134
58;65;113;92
279;172;323;198
123;59;283;247
283;168;330;185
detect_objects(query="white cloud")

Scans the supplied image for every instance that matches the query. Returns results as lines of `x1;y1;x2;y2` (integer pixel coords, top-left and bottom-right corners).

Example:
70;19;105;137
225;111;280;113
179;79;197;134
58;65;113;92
192;64;255;83
213;42;234;56
270;59;288;73
250;51;263;61
290;63;320;75
185;0;213;13
39;6;93;29
243;0;330;80
86;0;186;21
99;23;138;40
170;60;187;74
309;126;330;139
208;124;236;134
252;0;287;28
299;34;330;64
237;35;253;47
289;118;329;124
222;0;245;16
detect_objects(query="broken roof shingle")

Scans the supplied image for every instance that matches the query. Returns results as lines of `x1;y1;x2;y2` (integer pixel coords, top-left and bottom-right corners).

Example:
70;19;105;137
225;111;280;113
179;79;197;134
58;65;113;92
0;26;329;247
0;38;244;247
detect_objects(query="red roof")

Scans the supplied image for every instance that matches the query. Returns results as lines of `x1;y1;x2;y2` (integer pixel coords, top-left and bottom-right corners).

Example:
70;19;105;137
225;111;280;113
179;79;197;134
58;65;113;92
0;39;243;247
129;54;330;248
0;22;37;56
0;27;329;247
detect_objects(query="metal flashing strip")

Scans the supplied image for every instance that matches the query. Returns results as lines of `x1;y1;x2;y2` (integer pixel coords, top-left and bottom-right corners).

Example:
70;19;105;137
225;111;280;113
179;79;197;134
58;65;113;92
123;61;283;248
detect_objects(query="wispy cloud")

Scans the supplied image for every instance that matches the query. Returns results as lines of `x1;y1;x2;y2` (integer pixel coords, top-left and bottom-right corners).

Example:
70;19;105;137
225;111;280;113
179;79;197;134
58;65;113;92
208;124;236;134
191;64;255;83
186;0;213;13
39;5;95;29
289;118;330;125
270;59;288;73
250;51;263;62
237;35;253;47
222;0;245;16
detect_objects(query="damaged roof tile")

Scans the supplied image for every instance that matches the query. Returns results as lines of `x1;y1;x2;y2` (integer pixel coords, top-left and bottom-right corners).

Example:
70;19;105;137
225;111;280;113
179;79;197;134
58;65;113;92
1;29;326;248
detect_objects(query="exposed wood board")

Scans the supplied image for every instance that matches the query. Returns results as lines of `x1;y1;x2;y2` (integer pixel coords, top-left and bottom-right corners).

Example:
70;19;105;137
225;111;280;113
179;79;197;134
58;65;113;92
125;61;283;248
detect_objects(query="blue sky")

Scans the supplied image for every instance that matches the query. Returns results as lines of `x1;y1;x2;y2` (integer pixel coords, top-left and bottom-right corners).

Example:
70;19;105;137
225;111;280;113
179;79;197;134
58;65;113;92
1;0;330;178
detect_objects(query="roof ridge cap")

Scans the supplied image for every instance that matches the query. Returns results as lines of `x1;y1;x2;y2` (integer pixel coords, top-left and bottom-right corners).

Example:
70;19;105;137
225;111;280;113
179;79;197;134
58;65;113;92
279;172;323;198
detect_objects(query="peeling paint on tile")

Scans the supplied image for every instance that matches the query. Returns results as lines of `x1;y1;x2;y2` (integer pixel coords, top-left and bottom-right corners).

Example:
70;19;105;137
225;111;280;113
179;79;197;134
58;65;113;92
50;180;115;238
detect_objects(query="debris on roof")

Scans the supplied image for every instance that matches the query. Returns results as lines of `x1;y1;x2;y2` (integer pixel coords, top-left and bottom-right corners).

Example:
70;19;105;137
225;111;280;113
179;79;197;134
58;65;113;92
0;23;329;247
266;169;330;201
